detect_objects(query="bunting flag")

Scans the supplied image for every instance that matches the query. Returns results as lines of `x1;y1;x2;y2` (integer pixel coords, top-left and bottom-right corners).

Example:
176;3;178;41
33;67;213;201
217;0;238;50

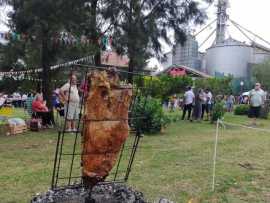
0;31;113;48
3;76;66;82
0;56;93;77
19;76;65;83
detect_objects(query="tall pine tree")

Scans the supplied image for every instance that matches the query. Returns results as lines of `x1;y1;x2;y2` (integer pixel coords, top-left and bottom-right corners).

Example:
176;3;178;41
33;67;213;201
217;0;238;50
107;0;212;82
1;0;122;92
0;0;212;95
9;0;90;107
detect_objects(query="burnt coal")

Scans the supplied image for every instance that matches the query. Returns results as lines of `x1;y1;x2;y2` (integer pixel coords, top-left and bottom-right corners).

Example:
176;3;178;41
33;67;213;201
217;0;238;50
31;183;146;203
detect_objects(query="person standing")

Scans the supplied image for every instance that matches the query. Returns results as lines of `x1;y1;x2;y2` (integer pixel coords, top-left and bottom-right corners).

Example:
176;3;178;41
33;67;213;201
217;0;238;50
248;83;265;126
17;92;22;108
53;89;65;117
0;94;5;107
202;89;212;120
25;93;34;116
12;92;19;107
206;89;213;120
191;89;205;122
80;78;89;98
22;93;28;108
226;93;235;112
182;86;195;120
173;95;179;111
60;74;80;132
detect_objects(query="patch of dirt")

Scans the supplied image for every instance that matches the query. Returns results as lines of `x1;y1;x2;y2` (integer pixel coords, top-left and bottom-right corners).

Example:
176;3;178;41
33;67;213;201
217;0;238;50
238;162;255;170
23;144;41;149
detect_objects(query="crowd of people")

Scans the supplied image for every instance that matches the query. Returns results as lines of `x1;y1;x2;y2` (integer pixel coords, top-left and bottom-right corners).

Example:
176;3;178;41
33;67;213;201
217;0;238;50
0;73;82;130
164;82;267;125
165;87;214;122
0;76;267;129
181;87;213;122
0;92;28;108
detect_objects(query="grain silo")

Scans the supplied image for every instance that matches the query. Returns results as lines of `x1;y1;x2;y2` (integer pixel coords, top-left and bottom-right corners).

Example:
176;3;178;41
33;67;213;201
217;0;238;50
205;0;270;78
159;0;270;78
206;38;253;77
172;35;200;70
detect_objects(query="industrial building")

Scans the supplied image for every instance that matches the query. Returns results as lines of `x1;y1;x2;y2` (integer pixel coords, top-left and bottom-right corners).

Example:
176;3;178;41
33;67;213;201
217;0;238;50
172;35;200;70
161;0;270;80
205;39;270;78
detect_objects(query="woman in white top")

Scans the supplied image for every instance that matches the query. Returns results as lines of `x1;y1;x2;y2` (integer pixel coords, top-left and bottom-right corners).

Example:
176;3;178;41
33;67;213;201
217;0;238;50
60;74;80;132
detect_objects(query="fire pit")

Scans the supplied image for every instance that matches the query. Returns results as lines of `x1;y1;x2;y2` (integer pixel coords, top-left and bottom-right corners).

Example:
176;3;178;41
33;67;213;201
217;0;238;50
31;183;146;203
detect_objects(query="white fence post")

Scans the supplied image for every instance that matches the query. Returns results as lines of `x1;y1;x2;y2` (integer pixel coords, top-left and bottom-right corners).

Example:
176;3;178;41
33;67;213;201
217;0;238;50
212;118;220;192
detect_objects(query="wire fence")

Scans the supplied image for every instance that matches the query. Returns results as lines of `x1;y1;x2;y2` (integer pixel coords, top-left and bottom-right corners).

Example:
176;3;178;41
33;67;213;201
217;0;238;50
51;64;153;190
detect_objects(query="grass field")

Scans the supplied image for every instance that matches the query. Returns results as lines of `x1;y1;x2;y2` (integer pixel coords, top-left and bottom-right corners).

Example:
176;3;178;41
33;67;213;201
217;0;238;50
1;109;270;202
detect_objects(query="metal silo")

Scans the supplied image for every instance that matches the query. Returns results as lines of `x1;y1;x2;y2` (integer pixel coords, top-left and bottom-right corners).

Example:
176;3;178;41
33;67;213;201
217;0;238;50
205;38;253;77
251;42;270;64
172;35;199;70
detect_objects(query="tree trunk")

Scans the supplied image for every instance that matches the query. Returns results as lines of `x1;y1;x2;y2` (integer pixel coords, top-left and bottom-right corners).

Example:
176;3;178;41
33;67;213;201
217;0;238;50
90;0;101;66
127;1;135;84
41;35;52;107
128;57;135;84
41;31;54;123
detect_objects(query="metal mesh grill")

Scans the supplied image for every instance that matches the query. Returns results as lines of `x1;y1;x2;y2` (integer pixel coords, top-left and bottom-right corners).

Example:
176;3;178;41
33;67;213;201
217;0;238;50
51;63;153;190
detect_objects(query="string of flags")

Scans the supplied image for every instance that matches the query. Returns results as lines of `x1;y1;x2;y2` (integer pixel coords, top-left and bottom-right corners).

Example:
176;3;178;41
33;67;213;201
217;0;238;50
0;55;93;77
13;76;66;83
5;76;42;82
0;31;113;47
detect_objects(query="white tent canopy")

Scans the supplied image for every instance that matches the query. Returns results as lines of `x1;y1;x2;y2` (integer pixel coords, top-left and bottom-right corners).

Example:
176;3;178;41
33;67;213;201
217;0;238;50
242;92;249;96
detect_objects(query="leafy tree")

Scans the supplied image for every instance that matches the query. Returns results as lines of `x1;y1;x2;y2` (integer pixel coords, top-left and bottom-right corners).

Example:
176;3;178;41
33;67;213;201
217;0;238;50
0;0;122;109
108;0;212;82
136;75;193;100
231;78;253;95
158;75;193;100
79;0;116;65
253;60;270;91
0;1;89;107
0;77;38;94
194;77;233;96
0;0;124;101
0;0;213;105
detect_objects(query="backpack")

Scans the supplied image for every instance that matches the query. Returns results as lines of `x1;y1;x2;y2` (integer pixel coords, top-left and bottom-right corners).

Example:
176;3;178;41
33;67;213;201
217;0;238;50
30;118;42;131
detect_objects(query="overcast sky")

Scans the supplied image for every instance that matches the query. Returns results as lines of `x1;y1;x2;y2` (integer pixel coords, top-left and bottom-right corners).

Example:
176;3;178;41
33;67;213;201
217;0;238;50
1;0;270;67
153;0;270;68
196;0;270;52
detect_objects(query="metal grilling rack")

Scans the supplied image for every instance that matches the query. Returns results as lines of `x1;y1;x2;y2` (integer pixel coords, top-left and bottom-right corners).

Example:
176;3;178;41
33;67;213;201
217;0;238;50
51;64;152;190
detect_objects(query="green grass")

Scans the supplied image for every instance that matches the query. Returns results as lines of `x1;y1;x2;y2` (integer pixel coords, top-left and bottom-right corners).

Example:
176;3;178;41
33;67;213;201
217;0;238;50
1;109;270;202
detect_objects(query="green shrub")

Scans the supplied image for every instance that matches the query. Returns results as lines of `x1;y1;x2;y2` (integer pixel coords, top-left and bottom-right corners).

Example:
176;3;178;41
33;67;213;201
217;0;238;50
234;105;249;115
132;97;170;134
134;75;193;101
195;77;233;96
234;104;269;119
211;102;226;122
